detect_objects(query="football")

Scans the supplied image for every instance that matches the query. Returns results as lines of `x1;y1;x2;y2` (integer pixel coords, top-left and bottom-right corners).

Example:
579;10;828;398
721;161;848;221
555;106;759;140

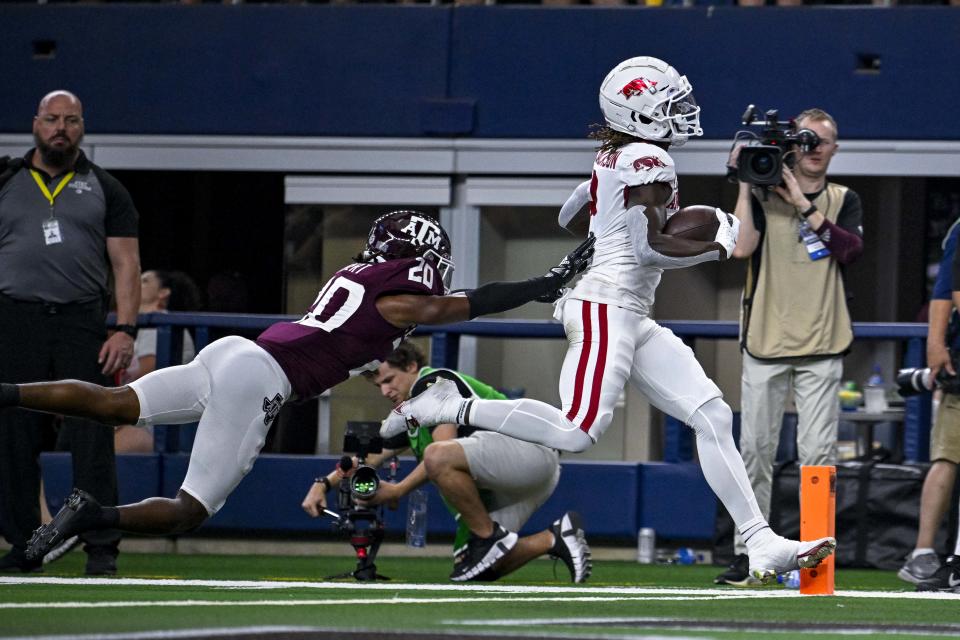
662;205;721;242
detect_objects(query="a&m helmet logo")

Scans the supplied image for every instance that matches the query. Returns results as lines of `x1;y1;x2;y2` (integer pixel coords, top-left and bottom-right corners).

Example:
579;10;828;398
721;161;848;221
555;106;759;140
619;77;658;99
400;215;444;252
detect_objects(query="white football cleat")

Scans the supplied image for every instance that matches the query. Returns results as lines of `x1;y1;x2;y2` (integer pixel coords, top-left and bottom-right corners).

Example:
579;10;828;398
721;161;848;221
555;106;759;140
750;535;836;584
379;409;409;439
397;377;463;429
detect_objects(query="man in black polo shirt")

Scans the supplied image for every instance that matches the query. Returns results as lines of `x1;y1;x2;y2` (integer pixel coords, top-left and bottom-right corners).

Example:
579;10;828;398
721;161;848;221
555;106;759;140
0;90;141;574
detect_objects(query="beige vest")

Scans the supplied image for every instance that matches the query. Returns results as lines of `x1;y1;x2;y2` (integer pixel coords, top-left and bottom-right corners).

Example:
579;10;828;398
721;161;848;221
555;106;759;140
741;183;853;359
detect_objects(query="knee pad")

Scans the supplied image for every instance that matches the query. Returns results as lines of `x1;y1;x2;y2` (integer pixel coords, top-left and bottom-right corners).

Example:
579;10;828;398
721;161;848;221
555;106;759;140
553;422;594;453
687;397;733;441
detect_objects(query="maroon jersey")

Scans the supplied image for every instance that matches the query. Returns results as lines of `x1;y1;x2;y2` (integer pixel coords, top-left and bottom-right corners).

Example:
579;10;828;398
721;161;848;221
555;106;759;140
257;258;444;398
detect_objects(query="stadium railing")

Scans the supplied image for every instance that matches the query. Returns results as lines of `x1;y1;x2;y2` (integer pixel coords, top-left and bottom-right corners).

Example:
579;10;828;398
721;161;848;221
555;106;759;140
124;312;932;463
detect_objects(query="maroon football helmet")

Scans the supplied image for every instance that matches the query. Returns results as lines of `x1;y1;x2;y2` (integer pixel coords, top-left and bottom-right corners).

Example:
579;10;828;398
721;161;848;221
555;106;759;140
362;210;455;291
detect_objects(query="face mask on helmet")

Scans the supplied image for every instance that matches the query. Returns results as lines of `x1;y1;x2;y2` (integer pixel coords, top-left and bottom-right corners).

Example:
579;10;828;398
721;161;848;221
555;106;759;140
361;210;456;292
598;56;703;147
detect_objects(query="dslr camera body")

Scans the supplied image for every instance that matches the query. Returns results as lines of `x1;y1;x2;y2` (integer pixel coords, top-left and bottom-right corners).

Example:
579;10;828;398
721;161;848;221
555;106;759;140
731;105;821;187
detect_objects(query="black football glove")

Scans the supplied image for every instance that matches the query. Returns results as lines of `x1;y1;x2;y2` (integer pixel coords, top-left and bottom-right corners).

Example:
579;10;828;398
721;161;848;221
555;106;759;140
536;233;596;303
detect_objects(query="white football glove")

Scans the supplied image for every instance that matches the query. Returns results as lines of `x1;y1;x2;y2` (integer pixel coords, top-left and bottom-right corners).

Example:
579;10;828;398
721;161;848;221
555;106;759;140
713;208;740;258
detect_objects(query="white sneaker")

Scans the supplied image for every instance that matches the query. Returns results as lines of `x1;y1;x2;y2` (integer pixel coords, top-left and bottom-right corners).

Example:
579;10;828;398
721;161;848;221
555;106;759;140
750;535;836;584
396;377;463;430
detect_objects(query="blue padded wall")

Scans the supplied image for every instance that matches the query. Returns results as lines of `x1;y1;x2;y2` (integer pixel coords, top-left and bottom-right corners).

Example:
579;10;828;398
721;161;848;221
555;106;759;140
637;463;717;540
41;452;162;510
0;5;451;137
39;453;715;542
1;5;957;140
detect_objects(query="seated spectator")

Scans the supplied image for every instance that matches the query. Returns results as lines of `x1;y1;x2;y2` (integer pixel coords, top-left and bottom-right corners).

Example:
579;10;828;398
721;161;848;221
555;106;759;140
114;270;202;453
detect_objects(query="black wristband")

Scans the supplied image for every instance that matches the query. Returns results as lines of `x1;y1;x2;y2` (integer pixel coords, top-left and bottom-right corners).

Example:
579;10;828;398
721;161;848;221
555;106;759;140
315;476;332;492
800;204;818;218
0;383;20;407
465;276;559;319
115;324;138;338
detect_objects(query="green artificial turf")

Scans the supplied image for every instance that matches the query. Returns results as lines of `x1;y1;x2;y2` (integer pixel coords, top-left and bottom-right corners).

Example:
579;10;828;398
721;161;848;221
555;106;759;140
0;553;954;640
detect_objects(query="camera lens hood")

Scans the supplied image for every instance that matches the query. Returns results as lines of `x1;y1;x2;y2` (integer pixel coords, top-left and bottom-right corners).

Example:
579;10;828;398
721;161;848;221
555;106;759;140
349;465;381;500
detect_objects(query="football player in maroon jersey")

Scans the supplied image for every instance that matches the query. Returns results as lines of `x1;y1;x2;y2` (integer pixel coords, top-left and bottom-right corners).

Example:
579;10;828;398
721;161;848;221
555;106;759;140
1;210;594;561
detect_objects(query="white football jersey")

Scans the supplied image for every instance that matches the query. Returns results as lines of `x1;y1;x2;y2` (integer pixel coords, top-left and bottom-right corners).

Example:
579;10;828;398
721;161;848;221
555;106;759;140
571;141;679;315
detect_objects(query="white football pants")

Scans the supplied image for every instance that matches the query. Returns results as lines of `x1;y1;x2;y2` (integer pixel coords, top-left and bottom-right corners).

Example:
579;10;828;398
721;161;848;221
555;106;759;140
466;298;765;528
128;336;292;515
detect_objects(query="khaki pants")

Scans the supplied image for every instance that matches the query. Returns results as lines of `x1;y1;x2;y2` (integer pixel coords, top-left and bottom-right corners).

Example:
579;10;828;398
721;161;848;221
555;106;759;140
931;393;960;464
734;353;841;554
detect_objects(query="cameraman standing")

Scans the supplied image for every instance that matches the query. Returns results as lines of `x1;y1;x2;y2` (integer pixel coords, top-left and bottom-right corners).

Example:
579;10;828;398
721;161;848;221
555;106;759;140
898;218;960;590
715;108;864;586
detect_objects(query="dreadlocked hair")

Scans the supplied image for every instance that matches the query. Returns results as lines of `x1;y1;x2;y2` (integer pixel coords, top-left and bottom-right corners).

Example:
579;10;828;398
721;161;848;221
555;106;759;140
589;123;645;153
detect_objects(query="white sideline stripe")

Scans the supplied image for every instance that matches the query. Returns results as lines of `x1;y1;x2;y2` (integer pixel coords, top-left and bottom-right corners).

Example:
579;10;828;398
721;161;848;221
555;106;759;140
4;627;325;640
0;576;955;599
447;617;960;637
0;596;765;609
3;627;710;640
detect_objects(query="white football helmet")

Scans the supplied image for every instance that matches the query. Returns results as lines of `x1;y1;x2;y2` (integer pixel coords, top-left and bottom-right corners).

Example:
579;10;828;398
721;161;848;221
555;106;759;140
599;56;703;147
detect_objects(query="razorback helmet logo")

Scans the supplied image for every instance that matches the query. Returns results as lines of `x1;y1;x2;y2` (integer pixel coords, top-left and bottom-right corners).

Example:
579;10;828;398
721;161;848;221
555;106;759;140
619;77;658;99
633;156;668;171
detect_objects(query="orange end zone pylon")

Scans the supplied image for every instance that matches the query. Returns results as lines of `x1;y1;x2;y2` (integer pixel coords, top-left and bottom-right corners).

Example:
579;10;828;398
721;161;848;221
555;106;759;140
800;465;836;595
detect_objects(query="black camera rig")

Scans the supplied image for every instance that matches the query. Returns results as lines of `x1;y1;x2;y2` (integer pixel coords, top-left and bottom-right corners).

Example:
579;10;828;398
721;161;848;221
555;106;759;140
729;105;821;187
321;421;397;581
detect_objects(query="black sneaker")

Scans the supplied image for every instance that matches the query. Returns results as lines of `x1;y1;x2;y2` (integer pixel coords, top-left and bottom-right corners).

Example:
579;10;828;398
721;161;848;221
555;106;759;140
85;545;118;576
714;553;760;587
449;523;518;582
0;547;42;573
916;555;960;592
26;489;102;561
549;511;592;583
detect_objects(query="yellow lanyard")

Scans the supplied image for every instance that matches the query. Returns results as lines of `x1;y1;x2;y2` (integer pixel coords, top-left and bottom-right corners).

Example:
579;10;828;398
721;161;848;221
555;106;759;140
30;169;75;217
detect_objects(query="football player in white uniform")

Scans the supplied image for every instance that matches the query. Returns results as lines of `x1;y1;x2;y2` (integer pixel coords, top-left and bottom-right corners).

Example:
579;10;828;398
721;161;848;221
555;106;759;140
391;56;836;584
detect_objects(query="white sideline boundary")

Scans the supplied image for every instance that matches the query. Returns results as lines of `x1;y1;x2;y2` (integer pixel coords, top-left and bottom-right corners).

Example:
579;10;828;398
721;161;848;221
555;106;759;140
1;576;956;599
1;625;710;640
0;595;784;609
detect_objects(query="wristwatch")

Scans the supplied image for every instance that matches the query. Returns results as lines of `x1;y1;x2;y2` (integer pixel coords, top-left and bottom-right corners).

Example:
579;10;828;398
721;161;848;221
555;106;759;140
800;204;819;218
115;324;138;338
315;476;333;492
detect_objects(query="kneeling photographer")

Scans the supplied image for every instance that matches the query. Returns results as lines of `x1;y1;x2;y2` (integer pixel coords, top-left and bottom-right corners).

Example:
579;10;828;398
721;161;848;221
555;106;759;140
896;218;960;591
301;342;591;583
715;107;865;587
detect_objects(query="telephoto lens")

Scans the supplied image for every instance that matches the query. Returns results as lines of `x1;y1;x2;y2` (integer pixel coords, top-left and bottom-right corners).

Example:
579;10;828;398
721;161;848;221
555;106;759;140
896;367;932;397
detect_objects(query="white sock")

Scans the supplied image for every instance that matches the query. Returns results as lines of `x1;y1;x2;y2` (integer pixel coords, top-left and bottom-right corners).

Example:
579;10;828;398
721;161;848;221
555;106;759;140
465;398;594;453
912;547;936;559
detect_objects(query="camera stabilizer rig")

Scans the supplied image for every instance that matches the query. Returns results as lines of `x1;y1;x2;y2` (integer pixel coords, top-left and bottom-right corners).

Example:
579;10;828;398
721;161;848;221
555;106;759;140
729;105;822;188
321;421;398;581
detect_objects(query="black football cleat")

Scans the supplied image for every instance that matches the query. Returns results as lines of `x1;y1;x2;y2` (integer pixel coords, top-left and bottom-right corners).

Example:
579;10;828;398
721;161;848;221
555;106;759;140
0;548;42;573
26;489;101;561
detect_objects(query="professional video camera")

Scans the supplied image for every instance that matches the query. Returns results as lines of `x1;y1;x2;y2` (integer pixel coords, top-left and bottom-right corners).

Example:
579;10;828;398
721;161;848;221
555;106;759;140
321;420;396;581
729;105;822;187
